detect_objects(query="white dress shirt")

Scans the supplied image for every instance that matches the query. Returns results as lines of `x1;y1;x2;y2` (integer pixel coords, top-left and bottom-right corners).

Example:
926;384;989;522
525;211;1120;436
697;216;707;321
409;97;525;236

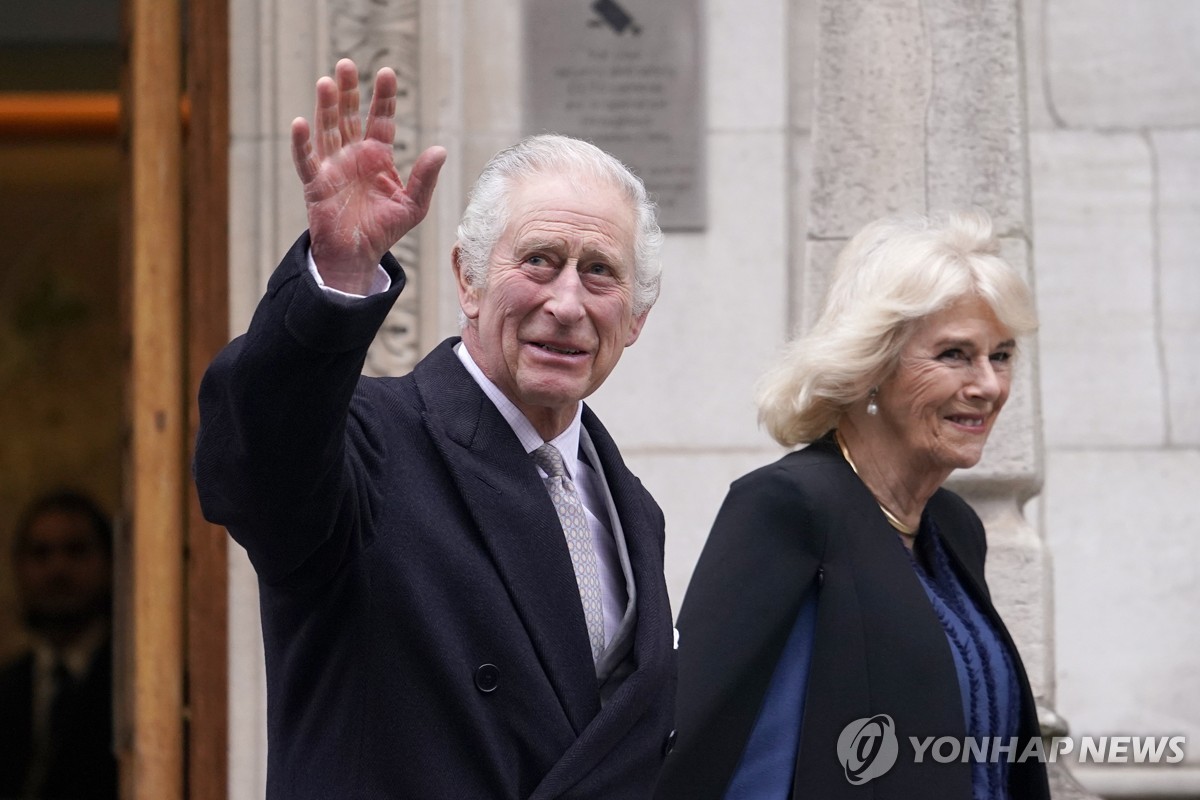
29;621;109;748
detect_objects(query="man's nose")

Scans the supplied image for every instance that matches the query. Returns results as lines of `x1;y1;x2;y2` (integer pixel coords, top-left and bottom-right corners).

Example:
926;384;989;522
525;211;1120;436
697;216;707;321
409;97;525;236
545;264;586;323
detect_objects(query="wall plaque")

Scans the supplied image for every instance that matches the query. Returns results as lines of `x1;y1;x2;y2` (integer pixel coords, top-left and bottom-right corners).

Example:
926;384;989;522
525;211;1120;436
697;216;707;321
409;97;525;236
524;0;706;230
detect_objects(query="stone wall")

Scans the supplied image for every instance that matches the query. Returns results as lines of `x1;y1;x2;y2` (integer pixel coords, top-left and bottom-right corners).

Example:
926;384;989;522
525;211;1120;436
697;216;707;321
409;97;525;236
1025;0;1200;793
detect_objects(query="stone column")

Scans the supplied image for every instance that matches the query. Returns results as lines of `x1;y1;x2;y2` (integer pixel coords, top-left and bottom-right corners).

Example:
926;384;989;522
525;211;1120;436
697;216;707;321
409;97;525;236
226;0;436;796
797;1;1089;796
327;0;427;376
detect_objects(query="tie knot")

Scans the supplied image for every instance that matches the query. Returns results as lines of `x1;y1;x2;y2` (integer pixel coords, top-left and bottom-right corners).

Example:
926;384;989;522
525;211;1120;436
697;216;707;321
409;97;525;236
531;443;567;479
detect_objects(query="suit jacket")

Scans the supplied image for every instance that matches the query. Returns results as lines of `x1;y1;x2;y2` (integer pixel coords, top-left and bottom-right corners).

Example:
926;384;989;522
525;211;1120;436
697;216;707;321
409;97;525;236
0;639;118;800
655;435;1050;800
194;233;676;799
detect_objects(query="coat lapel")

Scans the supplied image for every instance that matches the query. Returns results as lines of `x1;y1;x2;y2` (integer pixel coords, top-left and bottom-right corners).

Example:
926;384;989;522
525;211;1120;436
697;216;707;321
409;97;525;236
412;340;601;733
792;440;970;798
528;405;673;798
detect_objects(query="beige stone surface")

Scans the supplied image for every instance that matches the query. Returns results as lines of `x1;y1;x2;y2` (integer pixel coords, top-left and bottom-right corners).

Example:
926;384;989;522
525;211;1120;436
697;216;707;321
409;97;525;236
1020;0;1062;132
1046;449;1200;757
1153;130;1200;446
464;0;520;133
807;0;929;236
788;0;819;132
787;132;812;332
1046;0;1200;128
623;450;787;614
707;0;787;131
1030;130;1164;448
924;0;1028;233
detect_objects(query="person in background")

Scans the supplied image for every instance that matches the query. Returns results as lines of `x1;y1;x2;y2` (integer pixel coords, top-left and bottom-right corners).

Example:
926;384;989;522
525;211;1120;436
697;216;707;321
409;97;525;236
193;59;676;798
656;211;1052;800
0;490;117;800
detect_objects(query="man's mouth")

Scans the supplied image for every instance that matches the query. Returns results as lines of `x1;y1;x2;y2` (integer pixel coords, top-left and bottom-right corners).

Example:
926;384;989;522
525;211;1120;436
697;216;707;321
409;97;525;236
532;342;585;356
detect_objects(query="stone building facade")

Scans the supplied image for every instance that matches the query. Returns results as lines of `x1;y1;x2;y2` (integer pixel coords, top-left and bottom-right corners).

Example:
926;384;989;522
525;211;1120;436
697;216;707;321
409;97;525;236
225;0;1200;796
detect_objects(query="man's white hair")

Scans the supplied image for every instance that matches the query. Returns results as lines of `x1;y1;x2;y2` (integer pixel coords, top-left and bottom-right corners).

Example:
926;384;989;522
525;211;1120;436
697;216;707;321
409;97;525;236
455;134;663;318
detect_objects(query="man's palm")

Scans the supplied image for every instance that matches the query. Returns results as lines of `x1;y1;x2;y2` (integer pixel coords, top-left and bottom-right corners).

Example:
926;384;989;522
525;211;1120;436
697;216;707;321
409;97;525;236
292;59;445;292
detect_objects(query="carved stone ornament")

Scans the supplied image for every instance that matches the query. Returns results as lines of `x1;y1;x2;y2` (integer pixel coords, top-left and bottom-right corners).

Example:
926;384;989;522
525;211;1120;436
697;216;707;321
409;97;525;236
330;0;423;377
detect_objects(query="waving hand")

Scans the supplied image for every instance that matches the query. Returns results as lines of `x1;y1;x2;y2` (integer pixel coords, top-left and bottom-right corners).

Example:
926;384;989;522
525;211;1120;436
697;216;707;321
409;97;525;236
291;59;446;294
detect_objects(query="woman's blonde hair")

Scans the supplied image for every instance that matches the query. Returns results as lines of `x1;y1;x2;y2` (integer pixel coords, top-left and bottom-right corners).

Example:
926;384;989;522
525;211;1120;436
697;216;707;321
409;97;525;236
757;210;1038;447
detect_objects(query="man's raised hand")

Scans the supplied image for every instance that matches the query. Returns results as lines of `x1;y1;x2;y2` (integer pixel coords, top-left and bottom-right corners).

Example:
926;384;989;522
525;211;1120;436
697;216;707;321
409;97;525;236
291;59;446;294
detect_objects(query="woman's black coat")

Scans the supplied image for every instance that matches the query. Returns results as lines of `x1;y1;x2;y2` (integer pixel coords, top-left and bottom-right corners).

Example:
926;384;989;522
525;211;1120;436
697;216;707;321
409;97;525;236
655;435;1051;799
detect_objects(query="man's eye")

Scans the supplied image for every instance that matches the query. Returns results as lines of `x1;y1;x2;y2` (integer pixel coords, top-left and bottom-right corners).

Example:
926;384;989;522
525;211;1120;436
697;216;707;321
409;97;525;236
990;351;1013;364
526;255;548;267
584;263;612;276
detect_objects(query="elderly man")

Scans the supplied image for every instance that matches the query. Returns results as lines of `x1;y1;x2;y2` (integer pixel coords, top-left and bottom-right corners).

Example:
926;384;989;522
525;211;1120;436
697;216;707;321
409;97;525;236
194;59;675;799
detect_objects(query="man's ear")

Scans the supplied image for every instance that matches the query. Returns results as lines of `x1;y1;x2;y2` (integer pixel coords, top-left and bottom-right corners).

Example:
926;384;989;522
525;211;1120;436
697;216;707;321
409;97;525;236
452;244;480;320
625;309;650;347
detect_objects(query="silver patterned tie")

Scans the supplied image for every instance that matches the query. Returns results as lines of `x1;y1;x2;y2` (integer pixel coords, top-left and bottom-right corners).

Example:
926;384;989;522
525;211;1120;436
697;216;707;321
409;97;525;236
531;443;606;661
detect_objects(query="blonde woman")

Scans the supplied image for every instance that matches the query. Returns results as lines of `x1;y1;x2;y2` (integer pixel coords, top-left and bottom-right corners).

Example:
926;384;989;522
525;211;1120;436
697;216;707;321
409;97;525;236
657;211;1051;800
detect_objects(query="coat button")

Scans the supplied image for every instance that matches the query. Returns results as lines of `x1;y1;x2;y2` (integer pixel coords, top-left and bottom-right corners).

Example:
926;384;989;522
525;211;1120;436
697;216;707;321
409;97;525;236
663;729;677;756
474;663;499;693
817;567;825;588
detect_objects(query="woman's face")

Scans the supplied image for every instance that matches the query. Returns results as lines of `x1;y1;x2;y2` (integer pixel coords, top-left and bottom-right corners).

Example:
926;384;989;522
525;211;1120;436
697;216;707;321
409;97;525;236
877;294;1016;476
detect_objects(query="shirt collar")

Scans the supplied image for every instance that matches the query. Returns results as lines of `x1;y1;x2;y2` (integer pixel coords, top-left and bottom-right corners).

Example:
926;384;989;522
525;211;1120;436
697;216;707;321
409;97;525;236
31;619;109;680
454;342;583;479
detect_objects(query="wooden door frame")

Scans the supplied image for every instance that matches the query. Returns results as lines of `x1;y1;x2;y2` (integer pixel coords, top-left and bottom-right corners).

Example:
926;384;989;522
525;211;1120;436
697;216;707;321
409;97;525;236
120;0;229;795
120;0;185;793
184;0;230;795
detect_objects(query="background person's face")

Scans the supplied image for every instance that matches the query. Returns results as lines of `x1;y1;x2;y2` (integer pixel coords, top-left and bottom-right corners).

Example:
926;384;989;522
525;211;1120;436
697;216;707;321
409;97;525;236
16;509;112;633
458;172;647;435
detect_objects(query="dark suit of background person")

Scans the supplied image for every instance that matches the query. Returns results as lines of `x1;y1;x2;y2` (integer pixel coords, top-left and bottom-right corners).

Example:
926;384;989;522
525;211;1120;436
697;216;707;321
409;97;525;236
655;212;1051;800
193;60;675;799
0;491;118;800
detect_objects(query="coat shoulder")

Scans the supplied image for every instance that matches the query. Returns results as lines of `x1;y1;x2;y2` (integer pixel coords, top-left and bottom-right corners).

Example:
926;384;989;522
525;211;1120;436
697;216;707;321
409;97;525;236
717;440;857;544
927;486;988;559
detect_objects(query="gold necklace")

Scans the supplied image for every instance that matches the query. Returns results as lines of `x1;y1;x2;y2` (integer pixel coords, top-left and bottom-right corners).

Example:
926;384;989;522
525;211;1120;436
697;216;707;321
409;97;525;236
834;430;918;537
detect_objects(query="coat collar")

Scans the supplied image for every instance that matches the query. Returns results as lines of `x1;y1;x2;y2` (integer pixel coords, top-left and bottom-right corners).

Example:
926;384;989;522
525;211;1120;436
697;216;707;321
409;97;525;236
413;339;600;731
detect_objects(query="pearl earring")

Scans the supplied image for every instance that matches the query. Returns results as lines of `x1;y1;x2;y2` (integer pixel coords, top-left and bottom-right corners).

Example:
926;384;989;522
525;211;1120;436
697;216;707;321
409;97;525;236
866;388;879;416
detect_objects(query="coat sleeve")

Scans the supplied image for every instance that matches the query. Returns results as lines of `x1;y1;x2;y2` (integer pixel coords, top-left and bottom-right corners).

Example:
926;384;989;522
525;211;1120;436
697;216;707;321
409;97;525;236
192;231;406;585
656;458;828;800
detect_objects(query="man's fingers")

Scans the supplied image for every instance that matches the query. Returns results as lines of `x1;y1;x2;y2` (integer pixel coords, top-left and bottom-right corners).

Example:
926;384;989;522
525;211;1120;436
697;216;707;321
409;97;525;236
364;67;398;146
313;76;342;160
401;146;448;215
335;59;362;143
291;117;320;185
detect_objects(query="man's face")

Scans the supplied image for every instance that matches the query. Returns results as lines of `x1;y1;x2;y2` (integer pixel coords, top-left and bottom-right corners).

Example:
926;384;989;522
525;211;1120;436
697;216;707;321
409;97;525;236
15;509;112;633
456;172;648;438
